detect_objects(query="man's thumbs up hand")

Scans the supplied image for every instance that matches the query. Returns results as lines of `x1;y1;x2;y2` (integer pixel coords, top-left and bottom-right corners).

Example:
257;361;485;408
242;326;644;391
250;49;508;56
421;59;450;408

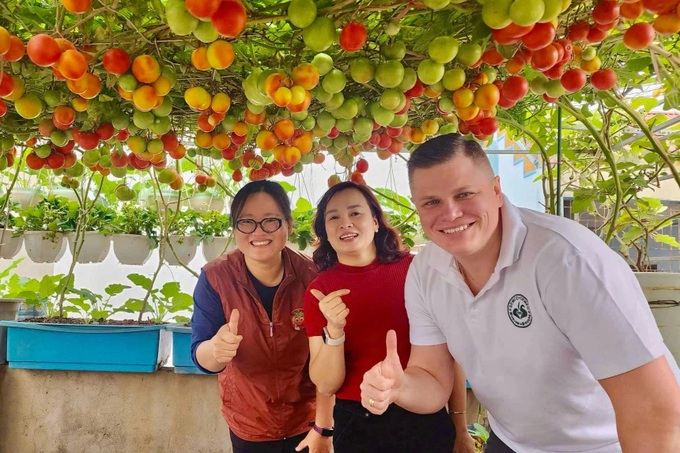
359;330;405;414
211;309;243;364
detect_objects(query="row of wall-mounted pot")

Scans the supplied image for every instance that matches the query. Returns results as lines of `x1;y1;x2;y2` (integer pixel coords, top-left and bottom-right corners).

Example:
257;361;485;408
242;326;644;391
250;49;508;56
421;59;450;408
6;187;226;213
0;230;236;265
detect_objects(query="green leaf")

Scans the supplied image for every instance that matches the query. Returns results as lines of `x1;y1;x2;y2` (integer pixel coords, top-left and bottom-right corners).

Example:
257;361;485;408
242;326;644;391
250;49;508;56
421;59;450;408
277;181;296;193
105;284;130;296
127;273;152;290
160;281;181;299
631;97;658;111
654;234;680;248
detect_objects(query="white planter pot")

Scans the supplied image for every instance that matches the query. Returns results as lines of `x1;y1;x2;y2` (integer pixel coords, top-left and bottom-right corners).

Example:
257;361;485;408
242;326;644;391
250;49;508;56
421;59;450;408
9;187;41;209
0;229;23;260
202;236;236;262
50;188;79;202
145;190;181;211
634;272;680;365
67;232;111;263
163;235;199;266
112;234;154;265
286;241;315;256
23;231;66;263
188;194;225;213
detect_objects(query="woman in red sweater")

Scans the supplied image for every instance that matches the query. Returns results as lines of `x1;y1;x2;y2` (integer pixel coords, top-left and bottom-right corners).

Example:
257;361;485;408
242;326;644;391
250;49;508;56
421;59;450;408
304;181;473;453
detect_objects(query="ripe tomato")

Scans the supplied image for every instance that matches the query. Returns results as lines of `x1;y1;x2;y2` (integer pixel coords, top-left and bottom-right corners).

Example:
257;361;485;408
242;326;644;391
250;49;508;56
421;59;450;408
560;68;587;92
623;23;655;50
522;23;556;51
339;22;367;52
590;69;617;91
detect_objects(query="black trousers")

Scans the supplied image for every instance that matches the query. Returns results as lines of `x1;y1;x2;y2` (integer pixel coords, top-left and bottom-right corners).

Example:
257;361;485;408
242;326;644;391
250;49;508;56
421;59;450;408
485;431;516;453
333;399;455;453
229;430;309;453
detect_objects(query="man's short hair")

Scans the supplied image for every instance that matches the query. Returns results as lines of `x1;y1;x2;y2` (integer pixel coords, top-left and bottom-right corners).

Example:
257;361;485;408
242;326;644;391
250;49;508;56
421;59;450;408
407;133;493;182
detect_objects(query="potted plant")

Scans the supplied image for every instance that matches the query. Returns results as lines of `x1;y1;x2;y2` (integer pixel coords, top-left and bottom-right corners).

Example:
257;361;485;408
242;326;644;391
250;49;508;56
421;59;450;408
0;197;23;260
0;273;171;373
13;195;78;263
196;211;234;262
188;189;226;214
111;203;160;265
67;202;116;264
115;273;204;374
287;197;316;254
162;208;201;266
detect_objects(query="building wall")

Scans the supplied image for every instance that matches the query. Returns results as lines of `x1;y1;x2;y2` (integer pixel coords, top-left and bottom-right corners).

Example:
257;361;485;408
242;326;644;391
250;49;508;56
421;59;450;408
0;367;231;453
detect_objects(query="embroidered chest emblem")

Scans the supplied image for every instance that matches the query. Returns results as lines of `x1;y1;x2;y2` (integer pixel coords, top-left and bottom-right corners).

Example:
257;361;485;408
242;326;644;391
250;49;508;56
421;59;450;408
291;309;304;330
507;294;532;328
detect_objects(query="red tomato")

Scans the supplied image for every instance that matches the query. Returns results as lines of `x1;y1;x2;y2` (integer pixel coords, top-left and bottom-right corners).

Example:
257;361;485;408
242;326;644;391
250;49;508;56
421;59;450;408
590;69;617;91
102;48;131;75
339;22;367;52
560;68;587;92
623;23;655;50
522;23;556;51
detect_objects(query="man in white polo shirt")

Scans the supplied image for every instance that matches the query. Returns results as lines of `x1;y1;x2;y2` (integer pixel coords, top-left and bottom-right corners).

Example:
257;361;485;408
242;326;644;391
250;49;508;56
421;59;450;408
359;133;680;452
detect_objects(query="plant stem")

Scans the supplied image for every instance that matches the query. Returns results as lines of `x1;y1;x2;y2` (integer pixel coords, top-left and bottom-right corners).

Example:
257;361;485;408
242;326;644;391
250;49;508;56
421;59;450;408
557;99;622;243
601;91;680;190
496;113;556;214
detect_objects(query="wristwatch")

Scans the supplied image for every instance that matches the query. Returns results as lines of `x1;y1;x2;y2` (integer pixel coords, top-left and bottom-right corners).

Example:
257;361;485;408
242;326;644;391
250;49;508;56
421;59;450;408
321;326;345;346
312;424;334;437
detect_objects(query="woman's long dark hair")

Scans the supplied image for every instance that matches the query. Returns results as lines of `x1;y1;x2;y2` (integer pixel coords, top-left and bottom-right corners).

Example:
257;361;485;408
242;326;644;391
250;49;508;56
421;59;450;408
312;181;408;272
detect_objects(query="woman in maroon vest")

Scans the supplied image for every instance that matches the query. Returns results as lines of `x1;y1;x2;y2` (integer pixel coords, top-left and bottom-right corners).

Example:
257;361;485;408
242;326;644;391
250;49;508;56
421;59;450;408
192;181;333;453
304;181;474;453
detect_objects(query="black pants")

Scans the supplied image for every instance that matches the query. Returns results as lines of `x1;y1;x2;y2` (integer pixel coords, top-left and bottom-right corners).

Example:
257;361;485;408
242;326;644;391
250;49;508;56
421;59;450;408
485;431;515;453
229;430;309;453
333;398;455;453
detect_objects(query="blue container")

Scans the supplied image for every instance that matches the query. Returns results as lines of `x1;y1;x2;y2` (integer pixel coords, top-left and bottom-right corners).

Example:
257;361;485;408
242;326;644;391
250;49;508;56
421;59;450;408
0;321;171;373
165;324;208;375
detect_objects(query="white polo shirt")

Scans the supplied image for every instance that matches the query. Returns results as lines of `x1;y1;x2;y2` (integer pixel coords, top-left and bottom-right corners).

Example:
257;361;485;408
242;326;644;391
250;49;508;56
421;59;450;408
406;197;680;452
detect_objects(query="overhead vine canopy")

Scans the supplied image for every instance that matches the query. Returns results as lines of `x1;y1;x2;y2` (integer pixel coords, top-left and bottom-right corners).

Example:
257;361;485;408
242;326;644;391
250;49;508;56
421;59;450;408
0;0;679;192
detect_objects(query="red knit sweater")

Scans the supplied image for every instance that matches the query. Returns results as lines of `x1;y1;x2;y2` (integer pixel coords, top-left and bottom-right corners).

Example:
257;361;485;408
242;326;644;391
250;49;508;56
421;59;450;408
304;254;414;401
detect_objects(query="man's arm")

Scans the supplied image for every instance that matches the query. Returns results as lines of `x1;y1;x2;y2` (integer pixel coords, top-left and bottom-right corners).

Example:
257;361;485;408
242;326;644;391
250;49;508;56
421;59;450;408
449;362;477;453
599;356;680;452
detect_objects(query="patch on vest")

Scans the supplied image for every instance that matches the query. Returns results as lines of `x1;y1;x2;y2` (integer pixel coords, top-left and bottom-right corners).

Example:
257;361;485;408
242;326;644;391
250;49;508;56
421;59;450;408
507;294;532;328
291;309;304;330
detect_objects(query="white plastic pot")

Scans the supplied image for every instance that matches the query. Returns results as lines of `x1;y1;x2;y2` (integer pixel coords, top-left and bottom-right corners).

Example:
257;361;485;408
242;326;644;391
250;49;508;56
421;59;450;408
23;231;66;263
163;235;199;266
112;234;154;266
67;232;111;263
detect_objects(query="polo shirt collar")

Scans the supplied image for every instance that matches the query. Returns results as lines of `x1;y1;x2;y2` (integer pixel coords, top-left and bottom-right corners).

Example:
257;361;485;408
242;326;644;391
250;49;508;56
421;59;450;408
496;195;527;273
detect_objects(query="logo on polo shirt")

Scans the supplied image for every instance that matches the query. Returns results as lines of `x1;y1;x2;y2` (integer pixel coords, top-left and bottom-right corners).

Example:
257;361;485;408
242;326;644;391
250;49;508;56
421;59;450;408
507;294;532;328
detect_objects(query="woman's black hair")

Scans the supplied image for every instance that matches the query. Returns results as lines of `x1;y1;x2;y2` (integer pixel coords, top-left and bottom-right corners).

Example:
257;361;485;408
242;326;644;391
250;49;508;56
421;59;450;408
312;181;408;272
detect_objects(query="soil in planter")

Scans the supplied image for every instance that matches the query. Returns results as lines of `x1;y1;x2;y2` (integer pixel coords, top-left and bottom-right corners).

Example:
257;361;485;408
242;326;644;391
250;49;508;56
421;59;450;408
20;317;163;326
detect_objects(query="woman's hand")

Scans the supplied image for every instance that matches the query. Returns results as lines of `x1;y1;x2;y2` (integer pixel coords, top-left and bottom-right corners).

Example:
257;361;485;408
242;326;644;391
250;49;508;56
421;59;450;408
311;288;350;338
295;429;332;453
210;309;242;364
453;430;478;453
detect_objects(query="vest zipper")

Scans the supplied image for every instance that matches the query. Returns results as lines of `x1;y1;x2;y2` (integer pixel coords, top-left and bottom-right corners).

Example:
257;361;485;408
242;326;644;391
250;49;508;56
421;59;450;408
269;321;274;337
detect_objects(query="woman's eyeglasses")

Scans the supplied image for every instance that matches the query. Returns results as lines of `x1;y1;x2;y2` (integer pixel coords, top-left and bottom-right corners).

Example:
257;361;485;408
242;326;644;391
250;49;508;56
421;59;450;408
235;218;284;234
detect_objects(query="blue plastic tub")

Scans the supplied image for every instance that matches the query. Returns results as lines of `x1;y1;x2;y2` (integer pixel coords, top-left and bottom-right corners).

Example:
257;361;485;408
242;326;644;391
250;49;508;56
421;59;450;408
165;324;208;375
0;321;171;372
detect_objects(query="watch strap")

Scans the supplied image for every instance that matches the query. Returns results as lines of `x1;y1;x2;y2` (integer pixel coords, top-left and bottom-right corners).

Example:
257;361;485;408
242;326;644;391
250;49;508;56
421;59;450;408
312;424;334;437
322;326;345;346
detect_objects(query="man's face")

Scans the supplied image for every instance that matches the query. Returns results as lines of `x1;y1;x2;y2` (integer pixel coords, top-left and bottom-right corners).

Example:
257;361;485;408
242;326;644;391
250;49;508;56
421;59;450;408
410;154;503;261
